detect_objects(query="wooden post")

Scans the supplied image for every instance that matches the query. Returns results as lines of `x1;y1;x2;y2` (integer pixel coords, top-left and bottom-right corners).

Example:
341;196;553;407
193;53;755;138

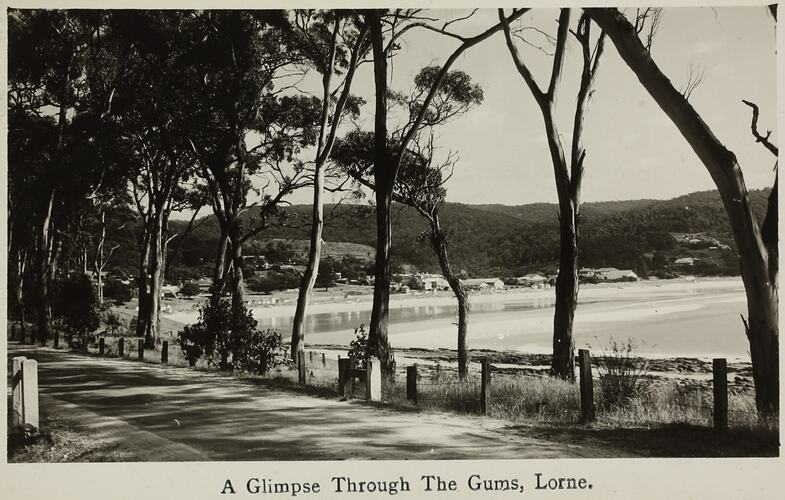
309;351;314;363
82;334;88;353
407;364;418;404
322;353;326;367
481;360;491;416
11;323;16;341
161;341;169;365
713;358;728;433
366;357;382;402
137;339;144;361
118;337;125;357
99;337;105;356
579;349;595;423
298;350;306;384
53;330;59;348
22;359;39;432
259;351;268;375
12;356;27;428
338;357;353;397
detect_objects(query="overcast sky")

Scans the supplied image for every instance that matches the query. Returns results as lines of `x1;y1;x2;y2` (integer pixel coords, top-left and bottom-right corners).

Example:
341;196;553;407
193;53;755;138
270;6;777;209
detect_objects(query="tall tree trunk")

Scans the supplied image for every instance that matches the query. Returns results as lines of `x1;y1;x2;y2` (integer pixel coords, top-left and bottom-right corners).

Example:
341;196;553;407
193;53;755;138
367;11;395;375
16;250;27;336
369;185;394;373
292;159;324;359
552;202;579;379
291;18;342;360
36;188;55;344
135;233;151;338
227;219;245;312
144;210;166;347
94;211;107;305
429;214;470;379
211;229;229;307
587;7;778;413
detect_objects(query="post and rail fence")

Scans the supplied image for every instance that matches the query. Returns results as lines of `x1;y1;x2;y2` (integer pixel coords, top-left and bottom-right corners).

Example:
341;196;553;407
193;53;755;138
6;318;739;436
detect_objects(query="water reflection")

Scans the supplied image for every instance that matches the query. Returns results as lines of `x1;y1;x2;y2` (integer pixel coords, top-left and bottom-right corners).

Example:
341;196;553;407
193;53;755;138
255;294;569;335
254;285;725;337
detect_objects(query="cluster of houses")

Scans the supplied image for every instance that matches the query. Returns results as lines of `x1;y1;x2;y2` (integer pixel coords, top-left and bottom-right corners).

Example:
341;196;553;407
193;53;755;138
514;267;640;288
391;274;506;294
671;232;731;250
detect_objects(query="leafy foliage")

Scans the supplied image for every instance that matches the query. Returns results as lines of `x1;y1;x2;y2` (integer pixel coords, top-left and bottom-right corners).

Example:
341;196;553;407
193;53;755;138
53;274;100;339
177;299;290;372
347;324;373;369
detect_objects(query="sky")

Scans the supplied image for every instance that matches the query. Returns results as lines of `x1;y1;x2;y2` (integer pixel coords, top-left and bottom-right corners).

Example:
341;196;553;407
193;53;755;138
265;6;778;209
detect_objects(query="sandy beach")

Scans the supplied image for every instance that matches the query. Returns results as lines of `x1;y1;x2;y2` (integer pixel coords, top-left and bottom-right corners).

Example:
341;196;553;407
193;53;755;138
159;277;750;360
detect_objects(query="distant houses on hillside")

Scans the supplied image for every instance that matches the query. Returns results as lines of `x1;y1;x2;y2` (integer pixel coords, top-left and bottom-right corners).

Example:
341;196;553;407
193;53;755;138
515;273;548;287
582;267;639;281
462;278;505;291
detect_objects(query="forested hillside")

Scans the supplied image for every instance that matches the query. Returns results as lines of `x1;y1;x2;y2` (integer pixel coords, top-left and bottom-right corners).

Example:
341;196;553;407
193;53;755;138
105;188;771;280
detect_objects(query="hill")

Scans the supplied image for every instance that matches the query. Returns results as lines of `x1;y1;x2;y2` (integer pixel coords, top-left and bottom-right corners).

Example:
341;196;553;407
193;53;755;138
106;188;771;281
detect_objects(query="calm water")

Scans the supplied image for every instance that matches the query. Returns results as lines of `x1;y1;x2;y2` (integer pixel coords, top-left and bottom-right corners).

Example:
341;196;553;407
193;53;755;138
254;282;752;359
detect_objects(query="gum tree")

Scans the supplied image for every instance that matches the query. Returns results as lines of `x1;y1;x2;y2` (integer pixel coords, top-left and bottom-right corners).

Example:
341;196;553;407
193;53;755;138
363;8;530;374
285;10;369;360
585;7;778;413
498;9;606;379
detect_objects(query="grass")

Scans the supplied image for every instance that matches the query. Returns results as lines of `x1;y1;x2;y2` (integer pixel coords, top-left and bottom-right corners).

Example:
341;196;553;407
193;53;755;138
8;415;138;462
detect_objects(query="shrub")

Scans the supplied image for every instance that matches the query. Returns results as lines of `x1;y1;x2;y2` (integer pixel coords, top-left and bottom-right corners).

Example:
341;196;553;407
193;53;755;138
177;298;285;372
102;310;125;336
178;323;208;367
596;338;649;410
347;324;373;369
103;278;132;304
179;282;201;297
239;328;291;374
53;274;100;341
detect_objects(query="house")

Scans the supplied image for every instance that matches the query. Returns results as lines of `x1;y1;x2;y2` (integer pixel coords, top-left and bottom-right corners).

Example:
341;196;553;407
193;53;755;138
462;278;505;291
161;285;180;301
578;268;595;278
242;254;269;270
600;269;639;281
416;274;450;291
674;257;696;267
195;278;213;293
516;273;547;287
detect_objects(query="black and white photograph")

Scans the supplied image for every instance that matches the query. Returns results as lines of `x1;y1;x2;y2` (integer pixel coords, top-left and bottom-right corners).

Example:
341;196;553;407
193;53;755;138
2;1;782;498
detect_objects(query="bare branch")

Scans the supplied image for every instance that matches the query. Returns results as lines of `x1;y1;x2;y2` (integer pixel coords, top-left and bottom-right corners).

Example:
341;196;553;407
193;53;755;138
742;99;779;157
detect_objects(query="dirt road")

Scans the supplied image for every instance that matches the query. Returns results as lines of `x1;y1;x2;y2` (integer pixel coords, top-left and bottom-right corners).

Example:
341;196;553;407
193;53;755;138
8;343;589;461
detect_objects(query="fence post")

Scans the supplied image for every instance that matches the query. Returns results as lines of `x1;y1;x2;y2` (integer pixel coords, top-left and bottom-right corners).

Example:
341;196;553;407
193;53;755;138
579;349;595;423
12;356;27;428
322;353;326;367
161;341;169;365
259;351;268;375
309;351;313;363
298;350;306;384
118;337;125;358
366;357;382;402
53;330;59;348
481;360;491;416
11;323;17;341
713;358;728;433
407;364;418;405
338;357;351;397
137;339;144;361
99;337;105;356
22;359;40;432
